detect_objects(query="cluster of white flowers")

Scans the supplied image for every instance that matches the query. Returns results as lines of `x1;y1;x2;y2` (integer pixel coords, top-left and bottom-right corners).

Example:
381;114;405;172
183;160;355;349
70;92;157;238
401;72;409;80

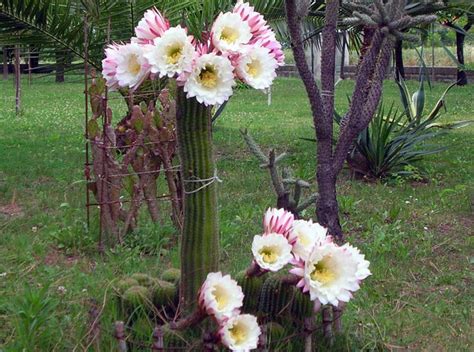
199;272;261;351
102;1;283;106
252;208;371;307
197;209;371;350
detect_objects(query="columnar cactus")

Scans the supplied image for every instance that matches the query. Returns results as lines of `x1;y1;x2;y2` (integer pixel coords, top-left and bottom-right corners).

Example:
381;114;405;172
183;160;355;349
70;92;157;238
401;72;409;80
175;88;219;313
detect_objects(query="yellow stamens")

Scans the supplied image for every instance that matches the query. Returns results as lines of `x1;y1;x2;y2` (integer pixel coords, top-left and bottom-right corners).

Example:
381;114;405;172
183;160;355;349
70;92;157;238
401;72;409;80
128;54;141;75
259;246;279;264
220;27;239;44
310;258;335;284
246;59;261;78
229;323;247;345
199;65;218;88
298;233;311;247
166;44;183;65
212;285;228;310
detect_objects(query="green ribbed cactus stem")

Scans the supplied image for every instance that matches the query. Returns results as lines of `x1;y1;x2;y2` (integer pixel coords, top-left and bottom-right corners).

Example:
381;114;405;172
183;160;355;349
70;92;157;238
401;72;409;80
291;289;314;320
236;271;264;312
176;88;219;314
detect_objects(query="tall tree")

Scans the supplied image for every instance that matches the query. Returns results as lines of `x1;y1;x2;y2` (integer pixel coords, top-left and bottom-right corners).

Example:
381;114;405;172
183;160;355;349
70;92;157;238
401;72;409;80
55;49;65;83
14;45;20;114
395;39;405;79
285;0;436;238
2;46;8;80
442;4;474;85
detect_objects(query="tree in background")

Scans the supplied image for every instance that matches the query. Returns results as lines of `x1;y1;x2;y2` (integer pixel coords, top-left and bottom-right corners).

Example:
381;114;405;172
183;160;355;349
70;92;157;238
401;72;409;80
285;0;436;238
441;0;474;85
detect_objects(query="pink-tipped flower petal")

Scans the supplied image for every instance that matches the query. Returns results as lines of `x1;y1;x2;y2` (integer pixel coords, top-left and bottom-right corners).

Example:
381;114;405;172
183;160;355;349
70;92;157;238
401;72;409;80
133;7;170;44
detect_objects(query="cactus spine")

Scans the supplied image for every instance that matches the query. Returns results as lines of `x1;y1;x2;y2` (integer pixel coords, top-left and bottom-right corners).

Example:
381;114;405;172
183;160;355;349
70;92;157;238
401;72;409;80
176;88;219;313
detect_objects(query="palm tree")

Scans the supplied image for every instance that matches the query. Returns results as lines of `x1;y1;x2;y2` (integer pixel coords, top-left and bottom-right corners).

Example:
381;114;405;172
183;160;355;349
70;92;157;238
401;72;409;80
0;0;284;72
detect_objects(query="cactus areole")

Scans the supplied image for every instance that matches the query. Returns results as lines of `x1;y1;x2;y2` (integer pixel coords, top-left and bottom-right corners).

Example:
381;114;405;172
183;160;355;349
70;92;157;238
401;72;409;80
176;87;219;313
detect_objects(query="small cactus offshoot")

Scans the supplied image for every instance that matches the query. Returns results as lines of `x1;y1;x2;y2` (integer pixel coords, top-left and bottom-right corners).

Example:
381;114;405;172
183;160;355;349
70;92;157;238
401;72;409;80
122;285;151;313
241;129;318;218
161;268;181;284
114;277;139;295
150;279;177;308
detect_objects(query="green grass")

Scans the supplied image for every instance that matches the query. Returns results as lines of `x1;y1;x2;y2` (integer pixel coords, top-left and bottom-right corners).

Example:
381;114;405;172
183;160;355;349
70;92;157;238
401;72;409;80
0;75;473;351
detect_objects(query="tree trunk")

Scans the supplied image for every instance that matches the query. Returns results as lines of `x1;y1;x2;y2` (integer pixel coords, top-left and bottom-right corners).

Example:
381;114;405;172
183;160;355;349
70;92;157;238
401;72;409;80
358;27;375;68
55;50;65;83
317;0;342;238
395;39;404;80
455;30;467;85
2;47;8;80
445;18;472;85
30;45;39;69
316;172;341;238
14;46;21;115
176;88;219;314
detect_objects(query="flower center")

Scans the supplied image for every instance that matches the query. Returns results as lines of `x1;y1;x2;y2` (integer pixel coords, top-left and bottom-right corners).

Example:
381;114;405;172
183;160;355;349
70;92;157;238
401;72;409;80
212;285;228;310
199;65;218;88
166;44;183;65
298;232;311;247
128;54;141;75
220;27;239;44
246;59;261;78
229;322;247;345
259;246;279;264
310;258;335;284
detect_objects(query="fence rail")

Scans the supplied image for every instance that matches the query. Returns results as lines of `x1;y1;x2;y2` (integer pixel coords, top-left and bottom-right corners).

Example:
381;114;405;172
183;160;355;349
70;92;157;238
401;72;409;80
277;64;474;82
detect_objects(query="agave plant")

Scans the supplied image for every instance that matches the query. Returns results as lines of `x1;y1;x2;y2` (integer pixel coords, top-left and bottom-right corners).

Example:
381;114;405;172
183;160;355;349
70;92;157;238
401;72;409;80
338;102;446;180
396;72;473;130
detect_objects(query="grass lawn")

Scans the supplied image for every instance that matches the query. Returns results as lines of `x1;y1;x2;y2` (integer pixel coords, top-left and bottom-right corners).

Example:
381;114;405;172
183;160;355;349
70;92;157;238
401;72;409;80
0;75;473;351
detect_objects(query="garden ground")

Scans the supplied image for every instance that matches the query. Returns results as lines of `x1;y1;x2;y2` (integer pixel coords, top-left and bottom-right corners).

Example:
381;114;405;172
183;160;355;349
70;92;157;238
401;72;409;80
0;76;472;351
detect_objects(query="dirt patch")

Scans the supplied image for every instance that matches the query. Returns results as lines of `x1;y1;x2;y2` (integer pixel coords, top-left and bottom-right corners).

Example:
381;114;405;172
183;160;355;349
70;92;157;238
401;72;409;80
42;246;89;269
0;190;24;218
436;221;454;234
